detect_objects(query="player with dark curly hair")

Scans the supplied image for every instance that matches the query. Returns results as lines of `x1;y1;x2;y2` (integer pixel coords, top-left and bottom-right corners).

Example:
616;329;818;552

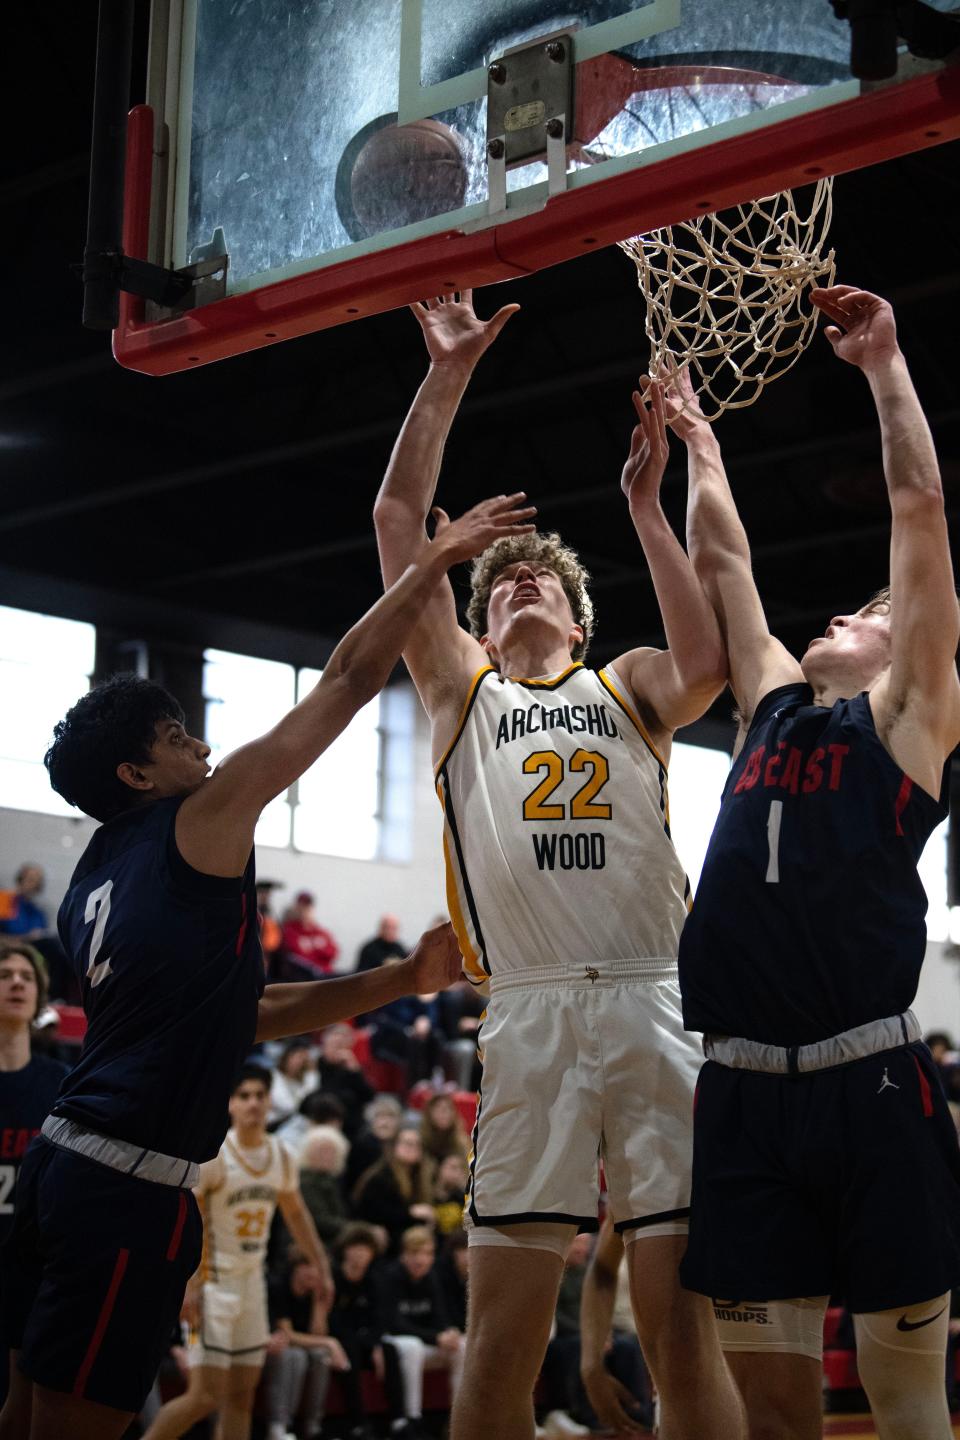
0;493;533;1440
374;291;742;1440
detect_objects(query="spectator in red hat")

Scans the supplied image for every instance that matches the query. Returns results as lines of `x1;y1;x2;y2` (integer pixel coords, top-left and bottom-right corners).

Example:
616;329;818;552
282;893;339;977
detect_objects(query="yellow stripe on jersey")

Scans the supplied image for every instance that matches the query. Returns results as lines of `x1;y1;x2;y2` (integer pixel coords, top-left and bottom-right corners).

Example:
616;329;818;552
437;778;487;984
505;661;585;687
434;666;494;778
597;666;668;771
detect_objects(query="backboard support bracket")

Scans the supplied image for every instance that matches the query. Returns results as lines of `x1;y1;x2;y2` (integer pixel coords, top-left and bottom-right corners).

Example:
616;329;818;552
144;229;229;322
486;31;574;215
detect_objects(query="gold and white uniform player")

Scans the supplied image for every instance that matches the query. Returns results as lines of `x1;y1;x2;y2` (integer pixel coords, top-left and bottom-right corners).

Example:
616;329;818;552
192;1131;295;1369
438;659;702;1234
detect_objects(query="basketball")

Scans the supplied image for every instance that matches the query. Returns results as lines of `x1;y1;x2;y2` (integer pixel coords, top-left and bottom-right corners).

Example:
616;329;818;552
349;118;468;237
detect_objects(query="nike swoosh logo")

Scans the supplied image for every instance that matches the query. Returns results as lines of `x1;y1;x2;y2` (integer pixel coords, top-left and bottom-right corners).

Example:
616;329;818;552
897;1307;946;1332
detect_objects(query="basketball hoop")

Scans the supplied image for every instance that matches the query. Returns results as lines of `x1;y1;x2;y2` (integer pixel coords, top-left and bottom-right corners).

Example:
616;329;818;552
619;180;837;420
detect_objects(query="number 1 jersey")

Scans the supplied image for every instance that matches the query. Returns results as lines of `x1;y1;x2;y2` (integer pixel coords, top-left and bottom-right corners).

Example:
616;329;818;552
678;683;948;1048
436;663;690;980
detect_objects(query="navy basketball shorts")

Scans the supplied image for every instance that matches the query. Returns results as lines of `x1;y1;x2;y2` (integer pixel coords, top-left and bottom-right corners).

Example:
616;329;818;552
680;1041;960;1313
0;1138;202;1412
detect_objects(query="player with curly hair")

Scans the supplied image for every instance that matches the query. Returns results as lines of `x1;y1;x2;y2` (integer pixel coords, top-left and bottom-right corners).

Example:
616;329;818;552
0;494;533;1440
373;291;744;1440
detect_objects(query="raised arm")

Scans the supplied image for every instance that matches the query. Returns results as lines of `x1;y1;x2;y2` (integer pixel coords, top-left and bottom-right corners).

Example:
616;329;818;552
667;365;801;737
178;493;533;877
810;285;960;792
610;379;728;743
373;291;519;712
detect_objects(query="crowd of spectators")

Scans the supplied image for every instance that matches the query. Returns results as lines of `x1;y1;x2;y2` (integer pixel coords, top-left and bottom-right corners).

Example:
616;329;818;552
7;860;960;1437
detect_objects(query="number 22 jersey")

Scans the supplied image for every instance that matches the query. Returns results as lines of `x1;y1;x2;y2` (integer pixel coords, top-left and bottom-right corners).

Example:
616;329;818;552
436;662;690;981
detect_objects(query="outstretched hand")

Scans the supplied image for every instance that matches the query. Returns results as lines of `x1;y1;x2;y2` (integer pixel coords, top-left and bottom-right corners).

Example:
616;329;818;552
406;920;464;993
432;492;536;566
658;357;710;441
621;378;669;510
411;290;520;369
810;285;900;372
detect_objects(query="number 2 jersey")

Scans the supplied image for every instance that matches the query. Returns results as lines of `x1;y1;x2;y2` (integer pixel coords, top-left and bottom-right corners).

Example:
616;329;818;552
50;796;265;1164
436;662;690;980
679;683;948;1048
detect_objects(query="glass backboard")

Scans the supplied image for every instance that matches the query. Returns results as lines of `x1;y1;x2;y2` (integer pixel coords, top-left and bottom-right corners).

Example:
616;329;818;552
114;0;960;373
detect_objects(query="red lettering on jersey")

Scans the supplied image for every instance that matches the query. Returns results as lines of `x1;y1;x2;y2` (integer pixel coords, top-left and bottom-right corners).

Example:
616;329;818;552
1;1128;34;1158
779;747;803;796
802;748;825;793
764;744;786;787
827;744;850;791
734;746;765;794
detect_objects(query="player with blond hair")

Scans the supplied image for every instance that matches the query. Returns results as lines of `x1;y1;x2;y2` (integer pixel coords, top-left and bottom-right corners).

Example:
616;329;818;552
673;286;960;1440
374;290;744;1440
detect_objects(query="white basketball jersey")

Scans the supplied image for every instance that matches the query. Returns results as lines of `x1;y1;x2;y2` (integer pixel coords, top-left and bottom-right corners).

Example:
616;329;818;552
436;663;690;983
203;1132;293;1281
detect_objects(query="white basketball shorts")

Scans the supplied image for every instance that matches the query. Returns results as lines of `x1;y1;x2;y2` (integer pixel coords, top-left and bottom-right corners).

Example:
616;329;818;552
464;958;701;1236
189;1268;268;1370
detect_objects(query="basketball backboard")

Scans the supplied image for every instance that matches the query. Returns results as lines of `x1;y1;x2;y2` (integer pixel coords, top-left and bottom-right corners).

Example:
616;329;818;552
111;0;960;374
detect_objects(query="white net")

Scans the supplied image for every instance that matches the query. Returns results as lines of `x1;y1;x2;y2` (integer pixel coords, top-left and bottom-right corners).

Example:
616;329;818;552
618;181;837;420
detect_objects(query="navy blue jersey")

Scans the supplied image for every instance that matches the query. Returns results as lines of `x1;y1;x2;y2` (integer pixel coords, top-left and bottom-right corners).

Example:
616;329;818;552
0;1054;69;1244
679;684;947;1047
52;797;264;1163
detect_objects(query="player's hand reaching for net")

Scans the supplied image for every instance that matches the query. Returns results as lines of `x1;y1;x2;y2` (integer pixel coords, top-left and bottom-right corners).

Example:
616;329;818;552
406;920;465;993
657;356;710;441
411;289;520;369
621;378;670;511
811;285;900;372
430;492;536;565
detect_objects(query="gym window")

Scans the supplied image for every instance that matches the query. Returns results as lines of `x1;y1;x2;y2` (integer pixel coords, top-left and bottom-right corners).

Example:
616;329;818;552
0;605;97;818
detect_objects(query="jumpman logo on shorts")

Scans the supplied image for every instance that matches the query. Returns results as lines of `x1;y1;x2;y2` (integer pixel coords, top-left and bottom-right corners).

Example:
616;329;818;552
877;1066;900;1094
585;966;600;983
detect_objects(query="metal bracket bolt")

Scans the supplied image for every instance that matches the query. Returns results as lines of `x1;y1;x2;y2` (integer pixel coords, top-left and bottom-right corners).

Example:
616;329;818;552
489;61;506;84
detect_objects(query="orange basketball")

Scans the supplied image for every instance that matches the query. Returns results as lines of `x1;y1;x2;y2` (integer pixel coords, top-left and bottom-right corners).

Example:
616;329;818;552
350;119;469;237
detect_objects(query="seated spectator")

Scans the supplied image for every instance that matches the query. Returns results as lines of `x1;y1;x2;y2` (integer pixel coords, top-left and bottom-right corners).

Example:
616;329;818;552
0;865;48;941
346;1094;404;1194
276;1089;346;1151
282;891;339;976
263;1247;350;1440
352;1127;436;1252
926;1030;958;1078
356;914;407;973
432;1155;468;1236
436;1229;468;1333
298;1125;352;1246
329;1223;388;1439
379;1226;465;1439
269;1037;320;1127
317;1024;375;1139
367;989;443;1087
435;978;485;1091
420;1091;470;1166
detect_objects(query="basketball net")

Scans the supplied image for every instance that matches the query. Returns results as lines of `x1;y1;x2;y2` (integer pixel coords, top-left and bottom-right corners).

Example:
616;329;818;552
618;180;836;420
